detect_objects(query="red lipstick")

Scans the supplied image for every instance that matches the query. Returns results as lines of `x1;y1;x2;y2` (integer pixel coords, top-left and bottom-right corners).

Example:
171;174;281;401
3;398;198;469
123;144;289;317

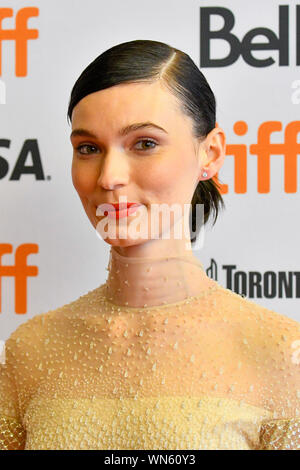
99;203;141;219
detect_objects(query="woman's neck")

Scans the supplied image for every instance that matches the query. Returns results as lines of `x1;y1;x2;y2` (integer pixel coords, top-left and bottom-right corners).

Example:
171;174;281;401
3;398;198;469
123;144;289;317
104;245;214;308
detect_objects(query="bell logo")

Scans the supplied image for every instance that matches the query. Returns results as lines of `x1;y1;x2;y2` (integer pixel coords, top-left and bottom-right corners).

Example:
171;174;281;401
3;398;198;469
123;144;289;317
0;7;39;77
0;243;38;314
200;5;299;67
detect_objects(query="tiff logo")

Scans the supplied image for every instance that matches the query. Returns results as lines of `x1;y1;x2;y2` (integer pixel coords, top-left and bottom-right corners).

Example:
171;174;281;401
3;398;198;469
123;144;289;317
0;7;39;76
0;243;38;314
218;120;300;194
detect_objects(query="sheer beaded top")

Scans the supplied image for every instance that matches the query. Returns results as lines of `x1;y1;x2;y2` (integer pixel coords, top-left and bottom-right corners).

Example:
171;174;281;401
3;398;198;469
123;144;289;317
0;257;300;449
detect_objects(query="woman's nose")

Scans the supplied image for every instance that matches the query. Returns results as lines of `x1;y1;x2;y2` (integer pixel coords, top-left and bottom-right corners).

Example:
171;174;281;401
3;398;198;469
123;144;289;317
97;149;129;190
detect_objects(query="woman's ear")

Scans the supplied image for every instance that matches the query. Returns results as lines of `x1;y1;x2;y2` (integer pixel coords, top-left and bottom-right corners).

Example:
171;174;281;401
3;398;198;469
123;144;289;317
197;127;226;180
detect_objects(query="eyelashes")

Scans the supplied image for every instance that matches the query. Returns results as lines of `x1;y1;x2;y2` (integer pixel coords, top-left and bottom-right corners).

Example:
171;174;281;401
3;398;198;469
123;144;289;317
75;144;99;155
75;139;158;156
134;139;158;151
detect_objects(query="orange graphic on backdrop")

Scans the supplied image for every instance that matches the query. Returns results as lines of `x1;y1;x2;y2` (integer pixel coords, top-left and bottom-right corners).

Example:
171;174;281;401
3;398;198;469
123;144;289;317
0;244;38;314
0;7;39;76
213;121;300;194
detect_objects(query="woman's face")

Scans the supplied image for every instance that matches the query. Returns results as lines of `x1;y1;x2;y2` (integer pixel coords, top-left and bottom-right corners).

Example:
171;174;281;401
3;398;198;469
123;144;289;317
70;81;224;248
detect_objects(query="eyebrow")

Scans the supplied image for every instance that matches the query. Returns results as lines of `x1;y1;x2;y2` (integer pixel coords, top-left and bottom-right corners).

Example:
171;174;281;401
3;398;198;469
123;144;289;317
70;122;168;140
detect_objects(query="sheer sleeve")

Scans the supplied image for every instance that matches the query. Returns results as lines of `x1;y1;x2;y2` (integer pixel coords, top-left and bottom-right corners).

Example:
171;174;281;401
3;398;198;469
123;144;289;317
256;311;300;450
258;418;300;450
0;344;26;450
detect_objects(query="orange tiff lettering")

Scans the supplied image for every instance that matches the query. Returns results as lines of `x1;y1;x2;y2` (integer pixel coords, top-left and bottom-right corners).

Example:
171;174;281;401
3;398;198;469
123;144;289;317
0;7;39;76
213;121;300;194
0;243;38;314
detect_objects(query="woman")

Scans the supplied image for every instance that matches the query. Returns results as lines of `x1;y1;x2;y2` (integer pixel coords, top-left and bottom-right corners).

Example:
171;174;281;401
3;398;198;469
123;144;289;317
0;40;299;450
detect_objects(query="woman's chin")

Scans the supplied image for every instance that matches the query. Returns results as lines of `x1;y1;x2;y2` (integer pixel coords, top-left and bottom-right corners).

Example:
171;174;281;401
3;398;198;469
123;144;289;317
102;237;147;248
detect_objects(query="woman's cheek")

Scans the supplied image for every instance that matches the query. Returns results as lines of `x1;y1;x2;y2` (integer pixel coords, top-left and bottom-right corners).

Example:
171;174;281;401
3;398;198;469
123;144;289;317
71;160;98;196
140;156;178;190
151;159;196;203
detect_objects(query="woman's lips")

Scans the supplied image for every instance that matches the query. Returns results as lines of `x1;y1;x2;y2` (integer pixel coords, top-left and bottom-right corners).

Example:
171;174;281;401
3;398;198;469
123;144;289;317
97;203;142;219
110;204;141;219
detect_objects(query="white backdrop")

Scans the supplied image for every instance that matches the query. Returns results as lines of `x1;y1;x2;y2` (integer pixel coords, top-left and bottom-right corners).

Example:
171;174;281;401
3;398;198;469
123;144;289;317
1;0;299;340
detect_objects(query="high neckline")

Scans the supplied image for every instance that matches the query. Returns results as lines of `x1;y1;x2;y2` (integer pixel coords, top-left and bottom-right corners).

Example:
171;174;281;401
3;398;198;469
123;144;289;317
100;281;221;311
108;245;206;267
103;246;218;308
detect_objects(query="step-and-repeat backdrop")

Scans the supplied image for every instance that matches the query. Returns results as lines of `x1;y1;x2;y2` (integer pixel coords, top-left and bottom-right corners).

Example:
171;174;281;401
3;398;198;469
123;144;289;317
1;0;299;340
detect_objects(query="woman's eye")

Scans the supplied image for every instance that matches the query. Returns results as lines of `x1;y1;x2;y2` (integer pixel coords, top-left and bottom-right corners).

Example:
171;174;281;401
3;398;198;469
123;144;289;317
76;144;99;155
75;139;157;156
134;139;157;151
